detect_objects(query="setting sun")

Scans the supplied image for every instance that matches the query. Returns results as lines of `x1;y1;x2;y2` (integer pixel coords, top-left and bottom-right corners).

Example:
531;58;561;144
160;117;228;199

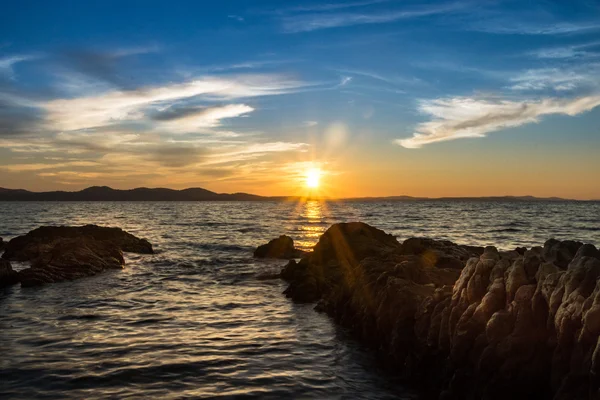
305;168;321;189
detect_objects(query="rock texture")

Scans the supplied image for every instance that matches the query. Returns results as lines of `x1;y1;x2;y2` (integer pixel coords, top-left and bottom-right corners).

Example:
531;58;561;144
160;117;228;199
0;259;19;287
2;224;153;261
254;235;307;259
279;222;600;400
2;225;153;287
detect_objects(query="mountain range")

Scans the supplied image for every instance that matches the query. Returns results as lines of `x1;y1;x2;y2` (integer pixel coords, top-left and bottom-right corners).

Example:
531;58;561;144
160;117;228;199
0;186;587;202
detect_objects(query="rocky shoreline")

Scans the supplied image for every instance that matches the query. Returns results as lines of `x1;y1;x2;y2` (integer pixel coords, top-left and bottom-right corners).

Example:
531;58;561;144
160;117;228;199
0;225;153;287
3;221;599;398
258;222;600;400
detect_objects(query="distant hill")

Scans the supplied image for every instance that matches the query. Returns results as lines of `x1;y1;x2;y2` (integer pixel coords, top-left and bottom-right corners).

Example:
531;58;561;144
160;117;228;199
0;186;586;202
0;186;276;201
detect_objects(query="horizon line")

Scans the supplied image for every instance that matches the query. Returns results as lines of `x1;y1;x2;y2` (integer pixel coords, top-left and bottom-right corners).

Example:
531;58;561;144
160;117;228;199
0;185;597;202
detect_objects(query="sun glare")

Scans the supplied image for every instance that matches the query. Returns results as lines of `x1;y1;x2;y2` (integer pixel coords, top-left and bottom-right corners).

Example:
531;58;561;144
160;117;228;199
305;168;321;189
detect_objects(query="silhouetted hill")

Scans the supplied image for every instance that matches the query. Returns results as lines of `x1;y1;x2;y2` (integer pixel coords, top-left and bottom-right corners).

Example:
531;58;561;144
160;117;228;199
0;186;588;202
0;186;277;201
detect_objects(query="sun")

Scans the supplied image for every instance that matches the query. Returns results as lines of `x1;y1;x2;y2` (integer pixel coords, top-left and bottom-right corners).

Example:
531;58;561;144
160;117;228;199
305;168;321;189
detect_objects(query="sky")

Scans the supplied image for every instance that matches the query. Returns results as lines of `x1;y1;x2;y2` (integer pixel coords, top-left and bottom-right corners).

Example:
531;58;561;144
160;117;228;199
1;0;600;199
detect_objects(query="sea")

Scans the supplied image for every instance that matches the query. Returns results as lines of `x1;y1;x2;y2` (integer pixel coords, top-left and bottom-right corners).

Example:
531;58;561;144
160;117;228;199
1;200;599;399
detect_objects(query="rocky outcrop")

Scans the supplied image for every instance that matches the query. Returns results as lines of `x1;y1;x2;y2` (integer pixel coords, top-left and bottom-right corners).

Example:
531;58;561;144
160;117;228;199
0;259;19;287
18;237;125;287
254;235;308;259
2;225;153;287
279;222;600;400
0;237;5;251
2;224;153;261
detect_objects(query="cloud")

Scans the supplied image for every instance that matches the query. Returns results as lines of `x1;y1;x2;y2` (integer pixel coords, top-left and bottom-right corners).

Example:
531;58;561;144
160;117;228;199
58;46;159;89
470;21;600;36
144;145;208;167
43;74;307;131
0;98;45;136
0;54;38;80
283;0;389;13
396;95;600;148
508;64;600;92
0;160;99;172
280;2;464;33
150;104;254;130
528;41;600;59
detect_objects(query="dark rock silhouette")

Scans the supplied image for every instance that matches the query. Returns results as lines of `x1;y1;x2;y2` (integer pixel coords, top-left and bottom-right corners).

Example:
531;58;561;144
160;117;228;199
274;223;600;400
0;237;5;251
0;259;19;287
18;237;125;287
2;224;153;261
254;235;308;259
2;225;153;287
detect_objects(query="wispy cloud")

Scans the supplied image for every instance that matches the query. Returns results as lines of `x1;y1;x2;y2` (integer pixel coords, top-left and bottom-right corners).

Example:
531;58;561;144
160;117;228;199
283;0;389;13
42;74;308;131
527;40;600;59
468;20;600;36
0;54;38;79
508;64;600;92
57;46;159;90
280;2;465;33
396;95;600;148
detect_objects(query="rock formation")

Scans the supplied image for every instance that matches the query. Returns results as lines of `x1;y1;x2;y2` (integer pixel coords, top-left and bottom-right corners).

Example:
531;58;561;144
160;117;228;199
276;222;600;400
0;259;19;287
0;237;5;251
254;235;308;259
2;225;153;287
2;225;153;261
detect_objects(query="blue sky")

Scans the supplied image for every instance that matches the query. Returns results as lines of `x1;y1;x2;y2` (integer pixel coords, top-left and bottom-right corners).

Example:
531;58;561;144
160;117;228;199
1;0;600;198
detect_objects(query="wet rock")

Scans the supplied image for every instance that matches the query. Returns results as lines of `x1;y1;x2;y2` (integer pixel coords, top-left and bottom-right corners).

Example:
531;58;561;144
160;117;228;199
0;259;19;287
279;222;600;400
254;235;307;259
2;224;153;262
18;237;124;287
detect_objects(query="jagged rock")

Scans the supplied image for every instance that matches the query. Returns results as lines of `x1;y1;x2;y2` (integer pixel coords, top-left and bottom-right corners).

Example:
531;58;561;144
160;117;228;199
398;237;484;269
2;224;153;261
0;259;19;287
279;222;600;400
254;235;307;259
543;238;583;269
18;237;125;287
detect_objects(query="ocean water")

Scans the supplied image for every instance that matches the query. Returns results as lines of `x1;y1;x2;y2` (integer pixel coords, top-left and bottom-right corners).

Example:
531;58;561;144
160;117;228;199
1;200;599;399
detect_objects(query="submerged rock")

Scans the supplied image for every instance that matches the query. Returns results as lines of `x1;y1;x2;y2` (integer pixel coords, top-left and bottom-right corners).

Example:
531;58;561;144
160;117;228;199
0;259;19;287
2;224;153;261
280;222;600;400
2;225;152;287
254;235;307;259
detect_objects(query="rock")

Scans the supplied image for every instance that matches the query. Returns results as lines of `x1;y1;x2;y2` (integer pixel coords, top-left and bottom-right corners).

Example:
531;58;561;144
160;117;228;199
278;223;600;400
543;238;583;269
0;237;4;252
18;236;125;287
2;224;153;261
254;235;307;259
398;237;484;269
0;259;19;287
